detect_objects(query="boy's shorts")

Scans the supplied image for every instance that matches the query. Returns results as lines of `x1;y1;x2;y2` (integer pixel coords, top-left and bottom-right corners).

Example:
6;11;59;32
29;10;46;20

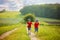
28;27;31;30
35;28;38;32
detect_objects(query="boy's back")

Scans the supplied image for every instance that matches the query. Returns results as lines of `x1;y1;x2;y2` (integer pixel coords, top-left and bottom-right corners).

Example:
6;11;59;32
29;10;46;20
34;22;39;28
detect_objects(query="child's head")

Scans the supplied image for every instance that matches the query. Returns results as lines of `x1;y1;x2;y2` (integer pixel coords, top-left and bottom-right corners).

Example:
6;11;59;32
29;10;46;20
28;19;31;22
35;19;38;22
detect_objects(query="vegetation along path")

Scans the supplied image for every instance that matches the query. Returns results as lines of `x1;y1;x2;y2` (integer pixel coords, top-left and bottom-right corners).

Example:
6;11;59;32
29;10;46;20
0;28;18;40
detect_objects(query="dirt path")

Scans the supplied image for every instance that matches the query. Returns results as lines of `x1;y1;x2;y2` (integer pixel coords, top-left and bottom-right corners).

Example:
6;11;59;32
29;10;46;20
29;32;39;40
26;28;39;40
0;28;18;40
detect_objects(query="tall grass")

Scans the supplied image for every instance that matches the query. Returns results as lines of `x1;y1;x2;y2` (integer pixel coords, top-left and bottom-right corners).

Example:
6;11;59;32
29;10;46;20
0;23;20;35
2;24;30;40
32;24;60;40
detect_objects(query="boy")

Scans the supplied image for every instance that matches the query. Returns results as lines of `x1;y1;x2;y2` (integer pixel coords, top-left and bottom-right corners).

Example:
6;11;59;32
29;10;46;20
34;20;39;32
27;19;32;35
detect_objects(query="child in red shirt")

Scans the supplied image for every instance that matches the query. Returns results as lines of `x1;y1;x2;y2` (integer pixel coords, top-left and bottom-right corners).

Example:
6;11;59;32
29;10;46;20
27;19;32;35
34;20;39;32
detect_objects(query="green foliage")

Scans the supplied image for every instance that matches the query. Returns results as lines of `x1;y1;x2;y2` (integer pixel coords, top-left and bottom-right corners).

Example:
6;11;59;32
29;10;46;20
23;13;35;22
20;4;60;19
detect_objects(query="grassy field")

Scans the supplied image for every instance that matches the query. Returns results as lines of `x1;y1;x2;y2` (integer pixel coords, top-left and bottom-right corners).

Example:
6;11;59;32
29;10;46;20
2;24;30;40
31;17;60;40
0;11;30;40
0;11;20;18
31;25;60;40
39;26;60;40
0;23;20;35
0;11;21;26
1;23;59;40
31;19;60;40
0;11;60;40
0;11;20;35
37;17;60;22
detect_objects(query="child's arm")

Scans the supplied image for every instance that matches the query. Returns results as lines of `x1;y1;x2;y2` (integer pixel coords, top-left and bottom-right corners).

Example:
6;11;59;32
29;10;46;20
39;22;40;26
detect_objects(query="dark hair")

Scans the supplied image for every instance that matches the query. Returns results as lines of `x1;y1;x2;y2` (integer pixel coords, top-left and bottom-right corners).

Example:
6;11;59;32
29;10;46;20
36;20;38;22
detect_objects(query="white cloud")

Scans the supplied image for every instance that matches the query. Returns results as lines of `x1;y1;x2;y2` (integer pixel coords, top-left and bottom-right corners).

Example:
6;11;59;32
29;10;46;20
0;0;60;11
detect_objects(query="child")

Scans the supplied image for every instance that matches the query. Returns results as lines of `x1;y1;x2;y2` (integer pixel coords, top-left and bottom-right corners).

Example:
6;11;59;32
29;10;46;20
27;19;32;35
34;20;39;32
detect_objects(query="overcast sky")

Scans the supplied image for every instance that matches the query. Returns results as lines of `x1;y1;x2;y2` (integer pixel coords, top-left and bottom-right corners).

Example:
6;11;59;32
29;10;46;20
0;0;60;4
24;0;60;5
0;0;60;11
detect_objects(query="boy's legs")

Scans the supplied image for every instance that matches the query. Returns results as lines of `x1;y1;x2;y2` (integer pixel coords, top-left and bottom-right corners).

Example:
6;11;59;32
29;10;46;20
28;27;31;35
35;28;38;33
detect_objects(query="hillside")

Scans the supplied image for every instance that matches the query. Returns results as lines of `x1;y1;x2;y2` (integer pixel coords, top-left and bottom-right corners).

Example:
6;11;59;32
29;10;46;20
20;4;60;19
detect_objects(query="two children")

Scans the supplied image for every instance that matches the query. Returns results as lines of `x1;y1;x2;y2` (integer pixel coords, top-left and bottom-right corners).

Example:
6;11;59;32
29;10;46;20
27;19;39;34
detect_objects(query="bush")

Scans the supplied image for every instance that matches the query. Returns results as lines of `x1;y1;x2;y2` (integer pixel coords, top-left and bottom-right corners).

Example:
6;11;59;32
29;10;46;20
23;13;35;23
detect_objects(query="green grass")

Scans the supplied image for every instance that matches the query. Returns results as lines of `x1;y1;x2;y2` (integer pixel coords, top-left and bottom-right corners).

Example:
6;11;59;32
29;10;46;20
0;11;30;40
0;11;20;18
0;11;60;40
38;17;60;22
2;24;30;40
0;11;21;26
31;17;60;40
38;26;60;40
1;22;60;40
0;23;20;35
31;22;60;40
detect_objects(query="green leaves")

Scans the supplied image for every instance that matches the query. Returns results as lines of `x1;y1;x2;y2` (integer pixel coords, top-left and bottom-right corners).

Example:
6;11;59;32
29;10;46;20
23;13;35;22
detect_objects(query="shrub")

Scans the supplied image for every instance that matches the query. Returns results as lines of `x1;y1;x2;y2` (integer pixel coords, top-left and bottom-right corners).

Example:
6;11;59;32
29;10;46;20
23;13;35;23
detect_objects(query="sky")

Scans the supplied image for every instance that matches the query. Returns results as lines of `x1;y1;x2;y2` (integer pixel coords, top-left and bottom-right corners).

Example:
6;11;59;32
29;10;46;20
24;0;60;5
0;0;5;4
0;0;60;11
0;0;60;4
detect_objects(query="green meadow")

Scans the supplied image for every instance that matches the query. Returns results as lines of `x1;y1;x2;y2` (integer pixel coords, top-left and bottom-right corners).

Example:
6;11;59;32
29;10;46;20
2;24;30;40
0;11;60;40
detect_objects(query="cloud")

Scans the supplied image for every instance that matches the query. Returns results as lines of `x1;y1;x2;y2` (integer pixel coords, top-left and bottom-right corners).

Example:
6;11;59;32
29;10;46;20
24;0;60;5
0;0;60;11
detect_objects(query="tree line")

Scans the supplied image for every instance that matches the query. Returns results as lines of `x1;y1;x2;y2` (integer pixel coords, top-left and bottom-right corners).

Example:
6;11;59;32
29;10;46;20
20;4;60;19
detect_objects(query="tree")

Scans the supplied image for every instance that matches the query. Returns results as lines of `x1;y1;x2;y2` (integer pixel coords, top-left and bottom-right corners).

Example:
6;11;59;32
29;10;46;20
20;4;60;19
23;13;35;23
